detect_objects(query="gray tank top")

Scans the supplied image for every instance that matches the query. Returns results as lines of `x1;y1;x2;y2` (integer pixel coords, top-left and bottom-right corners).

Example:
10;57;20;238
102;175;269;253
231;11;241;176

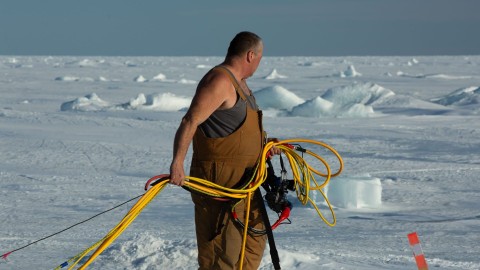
200;67;258;138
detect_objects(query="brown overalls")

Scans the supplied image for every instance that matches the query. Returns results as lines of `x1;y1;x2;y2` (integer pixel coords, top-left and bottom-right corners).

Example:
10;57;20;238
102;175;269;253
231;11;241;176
190;66;267;270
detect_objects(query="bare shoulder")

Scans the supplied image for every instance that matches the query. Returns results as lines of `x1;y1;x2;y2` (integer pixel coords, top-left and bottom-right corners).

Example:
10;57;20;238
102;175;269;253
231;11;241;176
194;68;236;109
197;68;232;93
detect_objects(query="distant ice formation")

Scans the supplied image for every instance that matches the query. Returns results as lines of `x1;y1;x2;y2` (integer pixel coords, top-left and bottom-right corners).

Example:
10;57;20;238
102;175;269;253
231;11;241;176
61;92;191;112
60;93;110;112
263;69;288;79
335;65;361;77
407;58;419;66
289;97;334;118
254;85;304;110
117;93;191;111
54;76;108;82
195;64;212;69
297;61;324;67
252;82;394;118
321;82;394;106
289;82;393;118
151;73;167;81
324;175;382;209
132;73;196;84
177;78;197;84
59;81;473;117
65;59;106;67
133;75;148;82
397;71;472;79
431;86;480;106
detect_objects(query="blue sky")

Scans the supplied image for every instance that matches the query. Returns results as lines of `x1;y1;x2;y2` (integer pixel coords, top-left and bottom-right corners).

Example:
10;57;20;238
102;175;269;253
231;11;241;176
1;0;479;56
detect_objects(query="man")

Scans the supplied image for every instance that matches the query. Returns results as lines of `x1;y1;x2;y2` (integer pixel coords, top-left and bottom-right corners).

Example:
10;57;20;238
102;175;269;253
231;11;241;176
169;31;274;270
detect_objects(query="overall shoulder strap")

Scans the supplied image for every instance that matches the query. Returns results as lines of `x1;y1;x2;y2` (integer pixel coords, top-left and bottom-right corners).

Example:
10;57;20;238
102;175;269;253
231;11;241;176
214;65;247;101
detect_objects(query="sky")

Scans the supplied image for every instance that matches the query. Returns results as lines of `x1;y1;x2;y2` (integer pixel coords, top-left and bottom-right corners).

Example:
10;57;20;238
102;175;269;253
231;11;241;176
1;0;479;56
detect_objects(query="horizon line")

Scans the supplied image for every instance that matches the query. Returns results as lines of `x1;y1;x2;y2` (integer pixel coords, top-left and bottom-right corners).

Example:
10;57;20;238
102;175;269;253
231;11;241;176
2;53;479;58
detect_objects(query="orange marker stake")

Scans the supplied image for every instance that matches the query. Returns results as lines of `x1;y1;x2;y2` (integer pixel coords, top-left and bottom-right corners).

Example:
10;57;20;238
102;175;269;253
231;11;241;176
408;232;429;270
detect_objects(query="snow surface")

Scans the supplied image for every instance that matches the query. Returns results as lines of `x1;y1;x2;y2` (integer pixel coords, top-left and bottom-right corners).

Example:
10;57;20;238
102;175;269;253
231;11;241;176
1;55;480;270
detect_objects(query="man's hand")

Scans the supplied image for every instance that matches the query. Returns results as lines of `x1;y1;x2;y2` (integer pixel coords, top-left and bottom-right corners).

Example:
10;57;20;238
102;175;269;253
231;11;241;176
169;162;185;186
267;138;281;158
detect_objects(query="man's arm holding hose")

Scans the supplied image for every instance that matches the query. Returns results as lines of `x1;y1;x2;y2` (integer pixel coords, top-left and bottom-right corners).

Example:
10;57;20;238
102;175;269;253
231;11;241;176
169;71;237;186
169;115;198;186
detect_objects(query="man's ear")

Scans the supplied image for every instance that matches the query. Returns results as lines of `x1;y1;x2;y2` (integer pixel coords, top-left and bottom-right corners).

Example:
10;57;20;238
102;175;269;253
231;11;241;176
246;50;255;63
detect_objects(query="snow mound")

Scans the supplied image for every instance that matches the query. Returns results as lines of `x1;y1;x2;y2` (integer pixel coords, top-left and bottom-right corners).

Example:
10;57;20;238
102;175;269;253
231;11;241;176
93;233;198;270
55;76;85;82
264;69;288;79
373;94;450;115
290;82;393;117
195;64;212;69
119;93;148;109
116;93;191;111
291;98;374;118
124;61;137;67
322;82;394;106
289;97;335;118
177;78;197;84
66;59;106;67
324;175;382;209
254;83;400;118
61;93;191;112
424;74;472;80
134;75;148;82
55;76;107;82
431;86;480;106
336;65;361;77
254;85;305;110
151;73;167;81
397;71;472;80
132;74;195;84
7;57;18;64
297;61;324;67
407;58;419;66
60;93;110;112
150;73;178;83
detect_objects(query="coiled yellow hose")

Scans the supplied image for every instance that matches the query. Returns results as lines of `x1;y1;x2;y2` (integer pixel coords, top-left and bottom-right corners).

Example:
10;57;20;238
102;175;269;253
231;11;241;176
62;138;343;270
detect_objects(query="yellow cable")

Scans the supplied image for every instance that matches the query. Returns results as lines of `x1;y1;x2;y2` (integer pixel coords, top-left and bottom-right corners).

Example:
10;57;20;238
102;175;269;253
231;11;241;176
72;181;168;270
66;138;342;269
238;192;252;270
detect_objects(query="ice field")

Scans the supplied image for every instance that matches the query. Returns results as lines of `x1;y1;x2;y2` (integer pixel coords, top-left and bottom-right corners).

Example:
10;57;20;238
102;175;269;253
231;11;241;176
1;55;479;269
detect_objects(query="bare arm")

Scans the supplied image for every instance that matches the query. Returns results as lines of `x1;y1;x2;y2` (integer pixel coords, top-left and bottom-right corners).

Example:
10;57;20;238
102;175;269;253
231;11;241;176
169;71;237;186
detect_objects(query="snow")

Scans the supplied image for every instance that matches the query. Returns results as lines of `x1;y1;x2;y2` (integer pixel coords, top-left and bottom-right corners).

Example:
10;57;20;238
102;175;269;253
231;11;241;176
263;69;288;79
337;65;362;78
431;86;480;106
254;85;305;111
133;75;148;83
60;92;192;112
1;55;480;270
151;73;167;81
60;93;110;112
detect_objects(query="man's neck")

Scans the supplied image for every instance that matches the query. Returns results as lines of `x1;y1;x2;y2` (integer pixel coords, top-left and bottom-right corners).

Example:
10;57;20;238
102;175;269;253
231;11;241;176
221;59;249;80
